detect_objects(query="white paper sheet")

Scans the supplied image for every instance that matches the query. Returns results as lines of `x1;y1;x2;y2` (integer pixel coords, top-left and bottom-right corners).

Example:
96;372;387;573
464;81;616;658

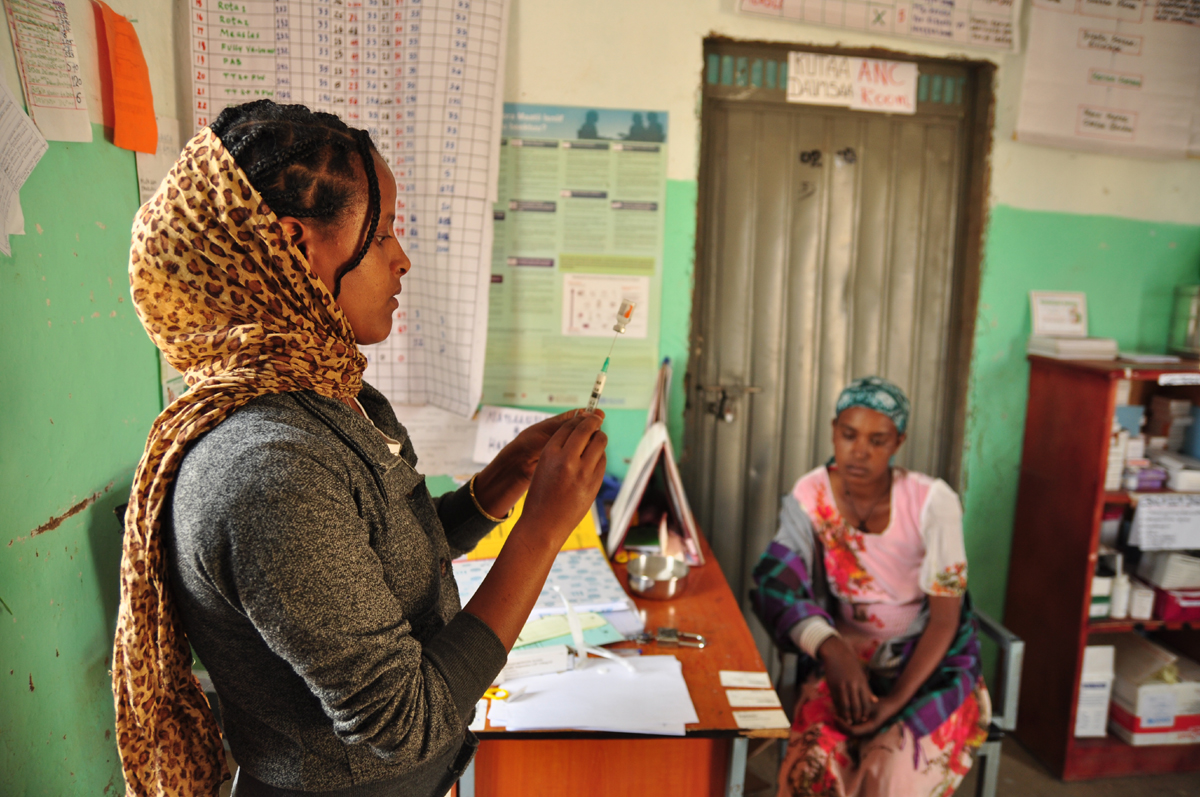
472;405;553;464
1016;2;1200;159
190;1;511;416
497;645;571;683
494;655;698;734
468;699;488;731
786;53;918;115
719;670;773;689
1128;492;1200;550
741;0;1018;52
3;0;91;142
393;404;479;479
0;76;48;256
733;709;791;730
726;689;783;708
136;118;183;205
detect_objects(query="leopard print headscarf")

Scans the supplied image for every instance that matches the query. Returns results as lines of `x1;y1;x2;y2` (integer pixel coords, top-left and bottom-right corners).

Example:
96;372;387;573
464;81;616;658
112;128;368;796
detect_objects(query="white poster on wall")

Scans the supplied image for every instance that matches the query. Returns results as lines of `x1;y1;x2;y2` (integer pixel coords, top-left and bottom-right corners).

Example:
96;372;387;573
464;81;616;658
1016;0;1200;159
742;0;1019;52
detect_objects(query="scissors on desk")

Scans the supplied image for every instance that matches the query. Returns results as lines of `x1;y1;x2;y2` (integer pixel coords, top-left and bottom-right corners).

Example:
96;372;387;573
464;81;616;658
636;627;707;648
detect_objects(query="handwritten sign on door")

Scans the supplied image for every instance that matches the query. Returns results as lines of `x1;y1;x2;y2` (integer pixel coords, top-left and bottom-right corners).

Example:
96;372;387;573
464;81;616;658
787;53;918;115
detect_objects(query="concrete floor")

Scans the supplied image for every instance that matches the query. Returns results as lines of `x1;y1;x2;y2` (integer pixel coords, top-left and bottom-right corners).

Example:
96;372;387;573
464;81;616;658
745;736;1200;797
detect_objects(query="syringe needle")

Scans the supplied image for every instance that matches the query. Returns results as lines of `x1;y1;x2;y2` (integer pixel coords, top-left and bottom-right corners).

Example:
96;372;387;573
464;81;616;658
583;300;637;414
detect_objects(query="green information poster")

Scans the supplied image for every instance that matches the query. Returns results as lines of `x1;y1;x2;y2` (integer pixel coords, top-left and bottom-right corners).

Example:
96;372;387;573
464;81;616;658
483;104;668;409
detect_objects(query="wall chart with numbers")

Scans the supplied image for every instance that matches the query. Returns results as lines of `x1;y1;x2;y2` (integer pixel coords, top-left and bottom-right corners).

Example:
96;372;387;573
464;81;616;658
739;0;1019;52
190;0;510;416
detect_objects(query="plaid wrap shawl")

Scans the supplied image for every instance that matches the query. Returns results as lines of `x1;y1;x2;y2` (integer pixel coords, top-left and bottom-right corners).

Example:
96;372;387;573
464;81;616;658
751;535;982;742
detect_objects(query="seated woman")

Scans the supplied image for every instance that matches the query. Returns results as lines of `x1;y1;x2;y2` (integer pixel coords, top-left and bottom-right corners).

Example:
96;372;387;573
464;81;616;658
752;377;990;797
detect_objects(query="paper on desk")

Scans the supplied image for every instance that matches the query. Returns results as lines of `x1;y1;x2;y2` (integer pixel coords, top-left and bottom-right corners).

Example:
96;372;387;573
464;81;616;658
473;405;552;464
719;670;772;689
732;709;790;730
468;699;488;731
516;611;608;647
522;623;626;651
2;0;91;142
726;689;782;708
137;118;182;204
602;608;645;638
455;547;634;618
492;655;697;735
497;645;571;683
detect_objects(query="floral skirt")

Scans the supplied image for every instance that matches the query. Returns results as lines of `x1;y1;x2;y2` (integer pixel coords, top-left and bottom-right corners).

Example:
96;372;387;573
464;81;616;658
776;677;991;797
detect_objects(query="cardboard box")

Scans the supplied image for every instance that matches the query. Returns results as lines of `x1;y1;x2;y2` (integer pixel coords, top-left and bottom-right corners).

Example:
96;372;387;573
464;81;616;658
1153;586;1200;623
1110;658;1200;746
1075;645;1114;737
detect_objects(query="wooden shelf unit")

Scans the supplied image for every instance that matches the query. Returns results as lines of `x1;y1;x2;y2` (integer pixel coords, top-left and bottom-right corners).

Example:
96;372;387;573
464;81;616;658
1004;356;1200;781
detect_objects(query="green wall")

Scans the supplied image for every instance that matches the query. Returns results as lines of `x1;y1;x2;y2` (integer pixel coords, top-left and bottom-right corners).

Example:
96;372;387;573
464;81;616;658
0;125;160;795
960;205;1200;620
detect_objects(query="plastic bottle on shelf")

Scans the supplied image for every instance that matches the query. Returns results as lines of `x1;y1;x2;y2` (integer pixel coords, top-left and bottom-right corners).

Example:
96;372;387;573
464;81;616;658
1110;573;1131;619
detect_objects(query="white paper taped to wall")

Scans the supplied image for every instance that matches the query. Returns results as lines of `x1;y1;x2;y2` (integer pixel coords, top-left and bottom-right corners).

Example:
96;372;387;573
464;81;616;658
2;0;92;142
0;77;48;256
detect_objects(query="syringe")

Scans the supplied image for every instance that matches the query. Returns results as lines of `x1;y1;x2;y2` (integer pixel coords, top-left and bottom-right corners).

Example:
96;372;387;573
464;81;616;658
584;300;636;414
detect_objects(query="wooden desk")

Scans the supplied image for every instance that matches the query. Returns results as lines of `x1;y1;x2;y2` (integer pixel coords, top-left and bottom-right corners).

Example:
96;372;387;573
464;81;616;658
461;537;787;797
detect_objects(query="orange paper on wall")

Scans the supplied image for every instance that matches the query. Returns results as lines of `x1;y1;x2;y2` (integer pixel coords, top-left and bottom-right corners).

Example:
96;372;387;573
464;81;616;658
96;1;156;153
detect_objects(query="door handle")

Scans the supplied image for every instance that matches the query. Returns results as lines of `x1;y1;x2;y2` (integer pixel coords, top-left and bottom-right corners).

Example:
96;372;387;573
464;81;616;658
696;383;761;423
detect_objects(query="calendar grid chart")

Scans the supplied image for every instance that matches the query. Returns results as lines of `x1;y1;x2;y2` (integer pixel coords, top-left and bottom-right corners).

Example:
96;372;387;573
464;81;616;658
189;0;512;415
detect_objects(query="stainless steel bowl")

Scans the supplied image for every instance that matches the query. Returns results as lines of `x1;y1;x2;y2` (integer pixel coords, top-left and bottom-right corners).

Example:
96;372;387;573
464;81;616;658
626;554;689;600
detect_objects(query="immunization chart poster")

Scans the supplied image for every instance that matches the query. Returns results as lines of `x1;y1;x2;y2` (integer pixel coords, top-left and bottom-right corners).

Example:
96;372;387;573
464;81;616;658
482;104;667;410
1016;0;1200;159
739;0;1018;52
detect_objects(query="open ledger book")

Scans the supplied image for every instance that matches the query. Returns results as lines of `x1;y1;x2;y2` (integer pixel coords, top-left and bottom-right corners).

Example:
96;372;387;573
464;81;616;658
605;361;705;565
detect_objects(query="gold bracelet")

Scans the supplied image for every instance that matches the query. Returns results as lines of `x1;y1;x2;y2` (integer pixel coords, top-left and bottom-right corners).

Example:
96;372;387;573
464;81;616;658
469;473;512;523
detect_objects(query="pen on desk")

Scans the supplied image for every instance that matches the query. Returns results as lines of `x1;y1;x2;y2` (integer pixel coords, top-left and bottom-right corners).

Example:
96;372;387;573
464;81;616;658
585;300;636;414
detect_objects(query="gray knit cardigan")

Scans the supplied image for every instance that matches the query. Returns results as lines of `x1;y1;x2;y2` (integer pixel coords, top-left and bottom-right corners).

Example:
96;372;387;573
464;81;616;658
165;384;507;795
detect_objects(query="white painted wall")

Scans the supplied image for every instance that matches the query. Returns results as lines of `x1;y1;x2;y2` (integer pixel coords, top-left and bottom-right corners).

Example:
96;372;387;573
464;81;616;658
3;0;1197;225
504;0;1200;225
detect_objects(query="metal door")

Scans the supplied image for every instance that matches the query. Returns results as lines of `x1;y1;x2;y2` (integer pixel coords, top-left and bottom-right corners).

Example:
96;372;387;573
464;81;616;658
685;42;988;656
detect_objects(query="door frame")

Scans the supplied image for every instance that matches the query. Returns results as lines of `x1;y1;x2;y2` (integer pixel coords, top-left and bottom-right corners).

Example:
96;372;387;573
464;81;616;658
686;38;996;492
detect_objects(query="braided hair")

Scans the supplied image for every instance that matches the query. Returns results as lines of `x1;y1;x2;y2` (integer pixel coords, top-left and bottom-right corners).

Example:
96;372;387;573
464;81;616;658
210;100;382;299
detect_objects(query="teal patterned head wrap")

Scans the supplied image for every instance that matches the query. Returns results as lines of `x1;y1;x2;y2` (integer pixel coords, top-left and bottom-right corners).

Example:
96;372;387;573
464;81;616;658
835;376;910;434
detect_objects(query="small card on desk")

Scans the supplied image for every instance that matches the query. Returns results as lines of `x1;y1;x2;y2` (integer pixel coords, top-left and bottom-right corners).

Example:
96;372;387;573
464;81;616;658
733;709;791;730
720;670;772;689
726;689;782;708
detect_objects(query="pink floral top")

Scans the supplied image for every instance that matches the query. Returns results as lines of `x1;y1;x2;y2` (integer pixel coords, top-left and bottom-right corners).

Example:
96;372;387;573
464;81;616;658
793;466;968;651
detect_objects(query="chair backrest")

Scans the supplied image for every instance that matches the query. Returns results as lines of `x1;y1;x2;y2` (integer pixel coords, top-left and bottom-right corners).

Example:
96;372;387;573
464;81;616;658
973;608;1024;732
